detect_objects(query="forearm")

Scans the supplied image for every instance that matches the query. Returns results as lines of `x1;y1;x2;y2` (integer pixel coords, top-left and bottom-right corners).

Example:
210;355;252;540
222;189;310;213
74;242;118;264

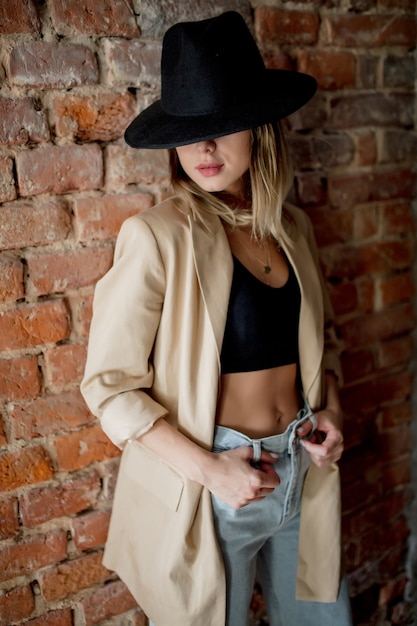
137;418;214;486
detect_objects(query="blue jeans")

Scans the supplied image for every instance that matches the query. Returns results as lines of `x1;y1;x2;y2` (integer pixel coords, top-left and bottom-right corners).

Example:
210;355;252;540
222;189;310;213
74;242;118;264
210;406;353;626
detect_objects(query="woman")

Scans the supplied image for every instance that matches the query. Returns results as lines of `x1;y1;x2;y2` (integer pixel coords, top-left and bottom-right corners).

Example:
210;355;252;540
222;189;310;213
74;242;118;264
81;11;353;626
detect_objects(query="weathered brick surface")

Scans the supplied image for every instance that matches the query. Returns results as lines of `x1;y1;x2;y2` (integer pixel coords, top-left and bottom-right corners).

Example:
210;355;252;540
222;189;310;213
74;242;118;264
0;97;49;145
0;0;40;34
19;470;101;526
72;509;111;550
0;300;70;351
74;192;154;242
26;246;113;295
39;550;109;601
50;0;139;37
8;42;99;89
0;155;17;202
0;585;35;625
0;199;71;250
53;91;137;142
0;446;54;491
9;390;93;439
0;1;415;624
0;530;67;583
16;144;103;197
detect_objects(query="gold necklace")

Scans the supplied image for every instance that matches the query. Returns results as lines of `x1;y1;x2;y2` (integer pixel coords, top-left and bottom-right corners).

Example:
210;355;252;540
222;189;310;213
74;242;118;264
229;231;276;277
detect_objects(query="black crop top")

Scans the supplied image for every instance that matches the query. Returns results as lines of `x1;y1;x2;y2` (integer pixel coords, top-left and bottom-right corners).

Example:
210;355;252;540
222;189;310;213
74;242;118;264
220;255;301;374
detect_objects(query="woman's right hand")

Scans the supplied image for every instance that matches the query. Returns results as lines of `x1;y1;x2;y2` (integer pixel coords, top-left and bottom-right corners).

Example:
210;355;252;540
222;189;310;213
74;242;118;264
203;447;280;509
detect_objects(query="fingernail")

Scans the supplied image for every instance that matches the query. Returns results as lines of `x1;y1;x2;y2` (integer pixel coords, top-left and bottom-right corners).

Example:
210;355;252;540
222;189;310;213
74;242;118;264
270;452;279;458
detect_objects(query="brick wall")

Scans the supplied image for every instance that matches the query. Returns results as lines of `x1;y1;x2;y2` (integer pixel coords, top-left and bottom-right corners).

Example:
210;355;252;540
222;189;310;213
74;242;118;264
0;1;415;625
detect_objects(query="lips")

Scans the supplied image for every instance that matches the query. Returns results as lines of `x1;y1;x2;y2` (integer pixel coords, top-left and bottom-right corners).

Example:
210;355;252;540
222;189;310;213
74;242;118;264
197;162;224;177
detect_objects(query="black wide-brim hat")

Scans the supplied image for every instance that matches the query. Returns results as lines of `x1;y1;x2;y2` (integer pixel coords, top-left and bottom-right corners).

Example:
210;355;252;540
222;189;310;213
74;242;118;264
125;11;317;150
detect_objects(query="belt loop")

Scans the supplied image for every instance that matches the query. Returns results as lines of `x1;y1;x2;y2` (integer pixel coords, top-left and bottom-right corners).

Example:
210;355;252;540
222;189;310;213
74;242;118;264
252;440;262;463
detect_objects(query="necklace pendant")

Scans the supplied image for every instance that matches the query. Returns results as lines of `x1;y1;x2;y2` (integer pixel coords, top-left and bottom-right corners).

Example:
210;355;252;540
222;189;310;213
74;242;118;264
264;265;271;274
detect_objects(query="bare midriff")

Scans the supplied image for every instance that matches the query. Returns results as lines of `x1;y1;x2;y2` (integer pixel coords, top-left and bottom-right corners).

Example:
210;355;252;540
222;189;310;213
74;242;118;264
215;363;302;439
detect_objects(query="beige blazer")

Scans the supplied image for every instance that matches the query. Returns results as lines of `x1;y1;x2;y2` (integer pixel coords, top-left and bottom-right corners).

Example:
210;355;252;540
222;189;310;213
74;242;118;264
81;198;342;626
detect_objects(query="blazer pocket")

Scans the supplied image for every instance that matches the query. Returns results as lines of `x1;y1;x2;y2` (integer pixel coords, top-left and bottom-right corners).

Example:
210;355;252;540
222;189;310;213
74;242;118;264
123;440;184;512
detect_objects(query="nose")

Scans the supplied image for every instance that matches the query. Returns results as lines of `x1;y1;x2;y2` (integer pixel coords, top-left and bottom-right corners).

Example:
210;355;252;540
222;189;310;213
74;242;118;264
197;139;216;153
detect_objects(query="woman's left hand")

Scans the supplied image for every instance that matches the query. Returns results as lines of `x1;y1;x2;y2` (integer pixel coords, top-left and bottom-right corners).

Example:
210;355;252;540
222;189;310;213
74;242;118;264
297;408;344;468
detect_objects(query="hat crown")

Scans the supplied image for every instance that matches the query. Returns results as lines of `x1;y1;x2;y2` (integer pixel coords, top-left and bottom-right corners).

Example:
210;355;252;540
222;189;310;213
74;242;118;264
161;12;266;117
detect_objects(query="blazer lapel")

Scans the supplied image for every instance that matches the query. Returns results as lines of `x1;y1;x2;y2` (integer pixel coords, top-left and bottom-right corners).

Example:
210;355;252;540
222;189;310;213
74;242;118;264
282;236;324;403
189;215;233;363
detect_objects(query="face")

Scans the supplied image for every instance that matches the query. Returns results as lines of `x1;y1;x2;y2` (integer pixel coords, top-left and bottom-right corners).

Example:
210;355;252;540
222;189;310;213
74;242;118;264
175;130;251;197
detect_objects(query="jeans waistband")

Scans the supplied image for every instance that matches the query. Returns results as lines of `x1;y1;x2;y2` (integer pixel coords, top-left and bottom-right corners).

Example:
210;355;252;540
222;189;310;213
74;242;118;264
213;402;317;461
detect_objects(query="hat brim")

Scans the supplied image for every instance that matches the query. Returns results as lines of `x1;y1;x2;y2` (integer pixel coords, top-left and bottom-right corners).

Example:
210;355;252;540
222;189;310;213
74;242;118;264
125;70;317;149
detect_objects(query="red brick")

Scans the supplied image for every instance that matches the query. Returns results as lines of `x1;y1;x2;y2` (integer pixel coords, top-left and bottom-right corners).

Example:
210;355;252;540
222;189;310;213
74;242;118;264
53;92;137;142
0;300;70;351
296;50;355;90
72;509;111;550
340;303;414;347
24;608;73;626
103;39;161;87
0;585;35;624
341;348;376;384
308;208;352;247
328;168;416;209
8;42;98;89
288;93;327;131
384;54;416;89
72;293;94;337
54;424;120;471
294;171;328;207
0;530;67;583
353;205;378;240
377;371;413;406
380;201;414;235
0;97;49;145
357;55;378;90
378;335;413;370
0;199;71;251
0;0;40;34
27;247;113;296
74;192;154;242
39;550;109;601
343;490;409;539
105;144;169;187
381;402;412;429
354;130;377;166
327;282;358;316
81;580;137;625
0;356;41;402
321;240;413;280
377;272;414;308
382;459;411;491
255;7;319;45
44;343;87;388
10;390;93;439
323;14;416;47
20;471;101;527
0;445;54;492
329;93;414;129
0;497;19;540
381;129;417;164
50;0;139;36
16;144;103;197
0;255;24;302
288;133;354;169
0;156;17;203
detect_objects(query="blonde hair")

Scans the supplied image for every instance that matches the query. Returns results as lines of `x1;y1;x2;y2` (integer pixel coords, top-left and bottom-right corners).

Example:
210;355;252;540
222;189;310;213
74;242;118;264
169;121;295;245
